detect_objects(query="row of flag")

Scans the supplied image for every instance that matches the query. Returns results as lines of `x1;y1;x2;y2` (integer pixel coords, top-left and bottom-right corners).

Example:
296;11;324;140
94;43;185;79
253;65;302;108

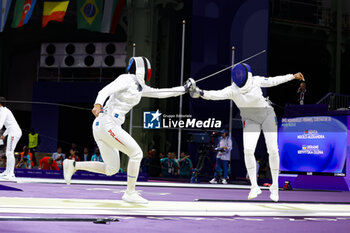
0;0;126;33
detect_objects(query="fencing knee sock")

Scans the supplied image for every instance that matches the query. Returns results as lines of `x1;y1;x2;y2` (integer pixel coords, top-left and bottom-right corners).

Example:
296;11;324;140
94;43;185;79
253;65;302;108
269;153;280;189
75;162;107;175
244;149;258;188
126;153;142;192
6;152;15;175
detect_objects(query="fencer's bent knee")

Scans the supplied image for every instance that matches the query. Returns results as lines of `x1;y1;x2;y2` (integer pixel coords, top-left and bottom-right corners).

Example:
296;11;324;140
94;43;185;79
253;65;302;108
129;149;143;162
105;165;120;176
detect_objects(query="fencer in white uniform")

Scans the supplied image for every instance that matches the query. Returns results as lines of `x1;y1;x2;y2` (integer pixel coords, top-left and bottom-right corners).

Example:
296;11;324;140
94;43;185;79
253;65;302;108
190;63;304;202
0;97;22;180
63;57;193;204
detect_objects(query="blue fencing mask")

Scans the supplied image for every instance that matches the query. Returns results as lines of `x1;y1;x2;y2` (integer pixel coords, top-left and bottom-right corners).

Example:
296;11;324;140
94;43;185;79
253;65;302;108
231;63;252;88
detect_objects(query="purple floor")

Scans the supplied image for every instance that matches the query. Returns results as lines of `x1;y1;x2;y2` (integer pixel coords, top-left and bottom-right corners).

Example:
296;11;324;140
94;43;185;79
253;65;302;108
0;181;350;233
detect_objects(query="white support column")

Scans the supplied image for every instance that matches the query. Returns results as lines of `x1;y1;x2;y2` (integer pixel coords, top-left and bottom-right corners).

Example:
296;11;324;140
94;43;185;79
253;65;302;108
229;46;235;139
177;20;186;160
129;43;136;136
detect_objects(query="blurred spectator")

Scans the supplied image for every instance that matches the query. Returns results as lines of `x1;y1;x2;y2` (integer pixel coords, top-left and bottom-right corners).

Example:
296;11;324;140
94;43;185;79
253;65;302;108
257;155;270;180
91;148;103;162
148;149;161;177
16;154;31;169
83;147;90;161
209;130;232;184
28;128;40;166
19;146;33;168
297;82;309;105
159;152;164;159
52;146;65;169
71;143;79;156
39;157;59;170
160;152;178;177
68;149;80;161
171;152;179;175
0;130;5;169
171;152;179;167
20;146;34;168
178;152;193;178
0;155;6;168
0;128;4;148
141;151;151;173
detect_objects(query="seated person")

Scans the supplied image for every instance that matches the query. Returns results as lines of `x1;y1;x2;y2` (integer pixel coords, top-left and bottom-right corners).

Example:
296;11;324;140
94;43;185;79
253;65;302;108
82;147;90;161
20;146;33;168
39;156;59;170
16;154;31;169
91;148;103;162
52;146;65;169
68;149;80;161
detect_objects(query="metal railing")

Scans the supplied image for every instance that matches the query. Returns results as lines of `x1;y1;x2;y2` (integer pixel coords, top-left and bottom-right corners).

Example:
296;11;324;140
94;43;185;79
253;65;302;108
317;92;350;110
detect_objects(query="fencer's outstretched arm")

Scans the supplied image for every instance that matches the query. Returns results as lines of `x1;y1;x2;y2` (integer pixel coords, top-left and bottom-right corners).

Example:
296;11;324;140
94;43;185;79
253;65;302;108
142;85;186;99
201;86;235;101
257;72;304;88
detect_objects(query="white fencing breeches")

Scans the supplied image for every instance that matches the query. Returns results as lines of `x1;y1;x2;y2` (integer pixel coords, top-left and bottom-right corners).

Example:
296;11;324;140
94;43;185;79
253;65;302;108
4;133;21;175
75;114;143;192
243;109;279;189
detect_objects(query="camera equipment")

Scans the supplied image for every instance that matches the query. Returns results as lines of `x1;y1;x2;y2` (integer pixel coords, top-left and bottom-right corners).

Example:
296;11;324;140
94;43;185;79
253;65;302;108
189;132;216;183
191;133;210;143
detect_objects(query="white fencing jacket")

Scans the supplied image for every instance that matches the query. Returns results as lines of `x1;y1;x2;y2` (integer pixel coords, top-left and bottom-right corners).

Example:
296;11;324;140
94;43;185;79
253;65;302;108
95;74;185;125
0;106;22;137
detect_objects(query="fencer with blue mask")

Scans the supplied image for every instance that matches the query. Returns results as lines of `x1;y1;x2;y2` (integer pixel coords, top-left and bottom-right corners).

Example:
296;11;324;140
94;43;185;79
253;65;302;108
190;63;305;202
63;56;195;204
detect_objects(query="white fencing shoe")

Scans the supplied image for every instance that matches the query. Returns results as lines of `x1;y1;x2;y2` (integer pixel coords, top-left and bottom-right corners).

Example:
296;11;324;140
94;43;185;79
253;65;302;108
209;178;217;184
270;186;279;202
63;159;76;185
248;187;262;200
122;191;148;204
2;173;15;181
0;172;8;178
